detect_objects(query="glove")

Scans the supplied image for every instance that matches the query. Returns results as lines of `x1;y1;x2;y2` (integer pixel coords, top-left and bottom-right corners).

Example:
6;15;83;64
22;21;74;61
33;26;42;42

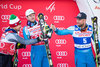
16;43;26;49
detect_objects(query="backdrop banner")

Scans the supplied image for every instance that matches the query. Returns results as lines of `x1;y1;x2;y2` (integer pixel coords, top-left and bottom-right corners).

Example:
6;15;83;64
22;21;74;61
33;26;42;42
0;0;79;67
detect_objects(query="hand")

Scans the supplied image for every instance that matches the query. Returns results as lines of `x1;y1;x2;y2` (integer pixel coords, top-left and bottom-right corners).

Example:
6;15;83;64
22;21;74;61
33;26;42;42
50;24;56;31
97;53;100;58
39;35;44;41
36;35;43;42
37;35;48;42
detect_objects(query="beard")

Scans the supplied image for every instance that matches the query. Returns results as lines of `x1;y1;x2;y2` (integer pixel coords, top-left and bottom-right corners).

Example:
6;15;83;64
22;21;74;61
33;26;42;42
15;28;21;32
77;22;84;27
29;20;35;23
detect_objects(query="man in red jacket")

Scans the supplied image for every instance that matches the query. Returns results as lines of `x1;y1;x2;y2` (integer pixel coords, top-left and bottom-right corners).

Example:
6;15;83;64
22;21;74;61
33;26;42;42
0;14;41;67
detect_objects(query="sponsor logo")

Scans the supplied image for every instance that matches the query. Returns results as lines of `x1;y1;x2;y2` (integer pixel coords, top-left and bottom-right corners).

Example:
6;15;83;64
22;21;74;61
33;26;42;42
56;45;61;47
57;63;69;67
75;31;92;37
54;21;59;23
46;2;55;12
55;39;67;44
22;64;32;67
1;15;10;22
56;51;67;56
22;51;31;57
53;16;65;21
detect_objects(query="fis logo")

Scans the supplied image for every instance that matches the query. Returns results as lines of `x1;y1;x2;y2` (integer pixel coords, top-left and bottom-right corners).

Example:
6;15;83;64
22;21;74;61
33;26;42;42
46;2;55;12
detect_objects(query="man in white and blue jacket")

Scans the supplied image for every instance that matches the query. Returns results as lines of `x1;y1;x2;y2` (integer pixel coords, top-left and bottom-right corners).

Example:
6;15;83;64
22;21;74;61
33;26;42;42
23;9;52;67
51;12;100;67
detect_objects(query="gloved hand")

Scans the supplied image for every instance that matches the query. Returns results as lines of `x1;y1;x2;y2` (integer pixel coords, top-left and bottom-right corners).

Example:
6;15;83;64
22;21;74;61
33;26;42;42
16;43;26;49
37;35;44;42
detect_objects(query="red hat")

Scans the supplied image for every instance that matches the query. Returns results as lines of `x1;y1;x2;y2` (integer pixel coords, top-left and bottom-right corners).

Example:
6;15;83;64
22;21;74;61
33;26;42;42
9;14;21;27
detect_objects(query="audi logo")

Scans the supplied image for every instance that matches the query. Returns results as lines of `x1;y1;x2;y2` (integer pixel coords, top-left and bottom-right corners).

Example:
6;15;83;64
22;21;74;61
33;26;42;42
55;39;67;44
22;52;31;57
1;15;10;20
56;51;67;56
22;64;32;67
57;63;69;67
53;16;65;21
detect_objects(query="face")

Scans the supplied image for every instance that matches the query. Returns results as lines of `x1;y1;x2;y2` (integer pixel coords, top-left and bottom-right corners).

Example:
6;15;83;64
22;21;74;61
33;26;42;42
76;18;86;27
26;13;35;22
13;25;21;32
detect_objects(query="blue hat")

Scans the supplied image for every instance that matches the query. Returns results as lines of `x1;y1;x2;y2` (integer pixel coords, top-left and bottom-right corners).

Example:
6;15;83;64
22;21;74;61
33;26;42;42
75;12;87;19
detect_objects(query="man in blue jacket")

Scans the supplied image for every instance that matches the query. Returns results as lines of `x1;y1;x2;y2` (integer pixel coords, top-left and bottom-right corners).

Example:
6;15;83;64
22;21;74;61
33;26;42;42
23;9;52;67
51;12;100;67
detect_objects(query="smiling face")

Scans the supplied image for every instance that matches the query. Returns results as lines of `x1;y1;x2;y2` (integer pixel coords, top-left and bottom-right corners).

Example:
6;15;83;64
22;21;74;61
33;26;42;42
26;13;35;22
76;18;86;28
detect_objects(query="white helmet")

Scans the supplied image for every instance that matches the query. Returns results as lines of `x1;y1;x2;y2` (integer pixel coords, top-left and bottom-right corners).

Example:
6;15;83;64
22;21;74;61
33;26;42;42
25;9;35;16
